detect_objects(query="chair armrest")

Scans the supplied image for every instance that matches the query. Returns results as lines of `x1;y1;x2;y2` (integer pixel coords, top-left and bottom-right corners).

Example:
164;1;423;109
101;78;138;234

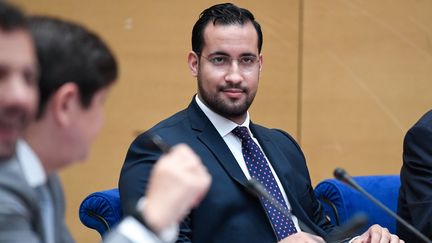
79;188;123;237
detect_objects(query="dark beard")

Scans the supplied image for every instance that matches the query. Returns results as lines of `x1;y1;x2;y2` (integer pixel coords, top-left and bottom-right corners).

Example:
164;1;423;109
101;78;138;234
0;143;16;161
197;78;255;119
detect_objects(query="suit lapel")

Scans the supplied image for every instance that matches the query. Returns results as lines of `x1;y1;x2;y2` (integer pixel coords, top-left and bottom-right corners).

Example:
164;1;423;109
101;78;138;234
198;126;248;187
187;100;248;187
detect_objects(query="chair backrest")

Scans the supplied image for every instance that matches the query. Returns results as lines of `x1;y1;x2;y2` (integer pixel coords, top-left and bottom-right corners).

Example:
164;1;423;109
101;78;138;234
314;175;400;234
79;188;122;237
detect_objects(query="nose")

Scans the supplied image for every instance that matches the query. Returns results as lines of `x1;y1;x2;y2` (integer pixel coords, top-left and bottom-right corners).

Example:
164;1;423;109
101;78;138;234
224;60;243;84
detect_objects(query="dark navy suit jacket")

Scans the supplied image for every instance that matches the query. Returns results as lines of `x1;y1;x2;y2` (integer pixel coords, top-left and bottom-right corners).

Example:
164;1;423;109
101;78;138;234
398;110;432;242
119;98;334;243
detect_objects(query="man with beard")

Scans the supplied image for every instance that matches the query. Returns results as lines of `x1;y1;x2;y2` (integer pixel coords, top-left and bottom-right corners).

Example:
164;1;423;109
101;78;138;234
119;3;402;243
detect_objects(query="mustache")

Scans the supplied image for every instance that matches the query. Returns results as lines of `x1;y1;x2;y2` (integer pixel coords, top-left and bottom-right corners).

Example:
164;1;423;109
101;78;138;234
0;107;33;129
219;84;248;93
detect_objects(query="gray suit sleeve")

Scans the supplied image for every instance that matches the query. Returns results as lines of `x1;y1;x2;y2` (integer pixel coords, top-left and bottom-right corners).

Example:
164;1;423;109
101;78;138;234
0;188;41;243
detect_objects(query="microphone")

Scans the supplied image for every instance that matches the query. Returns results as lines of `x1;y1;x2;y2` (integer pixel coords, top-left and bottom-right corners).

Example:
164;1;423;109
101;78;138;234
246;178;367;242
149;134;171;153
143;133;172;153
325;213;368;242
334;168;432;243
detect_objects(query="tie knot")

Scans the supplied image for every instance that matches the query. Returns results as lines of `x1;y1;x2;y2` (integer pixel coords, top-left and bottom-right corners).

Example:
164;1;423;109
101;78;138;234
232;126;250;140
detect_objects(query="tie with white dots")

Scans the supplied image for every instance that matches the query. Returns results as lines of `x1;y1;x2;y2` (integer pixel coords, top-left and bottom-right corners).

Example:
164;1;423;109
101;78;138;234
232;126;297;240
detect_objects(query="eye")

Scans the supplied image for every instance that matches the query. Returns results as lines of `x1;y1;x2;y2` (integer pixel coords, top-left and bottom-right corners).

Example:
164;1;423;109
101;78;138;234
0;65;9;81
209;56;229;65
23;68;38;87
240;56;257;65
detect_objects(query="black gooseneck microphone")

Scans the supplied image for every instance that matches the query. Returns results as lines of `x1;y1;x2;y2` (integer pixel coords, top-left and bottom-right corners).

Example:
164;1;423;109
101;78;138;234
148;134;171;153
334;168;432;243
246;178;368;242
325;213;368;242
245;178;318;236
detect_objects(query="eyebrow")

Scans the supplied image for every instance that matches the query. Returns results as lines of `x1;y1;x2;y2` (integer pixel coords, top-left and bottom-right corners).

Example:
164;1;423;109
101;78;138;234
207;51;258;58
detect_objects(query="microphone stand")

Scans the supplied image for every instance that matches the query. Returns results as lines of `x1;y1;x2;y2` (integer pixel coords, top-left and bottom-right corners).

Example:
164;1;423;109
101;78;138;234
246;178;367;242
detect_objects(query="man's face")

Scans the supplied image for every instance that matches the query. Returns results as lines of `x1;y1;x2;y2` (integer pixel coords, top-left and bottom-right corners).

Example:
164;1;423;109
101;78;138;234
193;22;262;124
0;29;38;160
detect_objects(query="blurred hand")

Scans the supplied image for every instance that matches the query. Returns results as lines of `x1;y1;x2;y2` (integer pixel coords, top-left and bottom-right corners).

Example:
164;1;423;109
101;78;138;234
141;144;211;233
353;224;404;243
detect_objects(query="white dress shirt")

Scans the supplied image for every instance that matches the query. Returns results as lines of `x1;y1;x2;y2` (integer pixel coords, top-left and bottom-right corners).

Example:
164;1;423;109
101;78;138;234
16;140;54;243
16;140;46;188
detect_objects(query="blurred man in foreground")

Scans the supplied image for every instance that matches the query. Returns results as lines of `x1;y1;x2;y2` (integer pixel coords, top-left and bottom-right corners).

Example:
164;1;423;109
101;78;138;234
0;2;210;242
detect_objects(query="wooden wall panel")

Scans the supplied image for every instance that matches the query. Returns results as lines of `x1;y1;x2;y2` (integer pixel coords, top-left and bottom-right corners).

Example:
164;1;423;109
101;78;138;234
11;1;298;241
10;0;432;240
301;0;432;184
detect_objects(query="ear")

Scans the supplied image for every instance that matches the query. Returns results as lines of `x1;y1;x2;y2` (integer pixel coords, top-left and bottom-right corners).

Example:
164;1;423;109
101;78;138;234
51;83;80;126
258;54;263;72
188;51;199;77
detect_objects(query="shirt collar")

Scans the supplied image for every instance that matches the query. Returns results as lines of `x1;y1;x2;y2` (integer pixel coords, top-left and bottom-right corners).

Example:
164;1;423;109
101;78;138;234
195;95;250;137
16;139;47;188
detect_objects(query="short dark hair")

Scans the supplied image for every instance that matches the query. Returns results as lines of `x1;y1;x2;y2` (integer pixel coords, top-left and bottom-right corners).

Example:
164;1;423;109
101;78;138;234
29;16;118;118
0;1;27;31
192;3;263;55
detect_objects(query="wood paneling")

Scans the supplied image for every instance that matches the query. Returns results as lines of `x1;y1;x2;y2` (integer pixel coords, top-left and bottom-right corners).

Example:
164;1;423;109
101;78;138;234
301;0;432;184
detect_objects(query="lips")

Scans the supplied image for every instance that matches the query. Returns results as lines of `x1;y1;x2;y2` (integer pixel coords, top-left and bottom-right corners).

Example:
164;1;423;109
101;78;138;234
0;123;20;144
0;112;27;143
221;86;247;99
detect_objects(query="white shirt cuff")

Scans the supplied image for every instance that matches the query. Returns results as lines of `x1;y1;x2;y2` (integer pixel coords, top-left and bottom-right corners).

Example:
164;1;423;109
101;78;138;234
117;217;178;243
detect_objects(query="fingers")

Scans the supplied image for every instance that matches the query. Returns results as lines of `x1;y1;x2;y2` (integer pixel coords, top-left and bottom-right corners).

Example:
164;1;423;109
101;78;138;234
142;143;211;232
368;225;389;243
278;232;325;243
355;224;402;243
167;144;211;207
390;234;402;243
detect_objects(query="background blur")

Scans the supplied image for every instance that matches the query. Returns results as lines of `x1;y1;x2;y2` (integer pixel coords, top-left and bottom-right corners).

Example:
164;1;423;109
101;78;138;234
12;0;432;242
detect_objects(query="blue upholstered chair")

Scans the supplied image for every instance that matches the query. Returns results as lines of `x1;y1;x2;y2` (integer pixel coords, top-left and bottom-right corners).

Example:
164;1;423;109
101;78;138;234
79;188;122;237
314;175;400;234
79;175;400;237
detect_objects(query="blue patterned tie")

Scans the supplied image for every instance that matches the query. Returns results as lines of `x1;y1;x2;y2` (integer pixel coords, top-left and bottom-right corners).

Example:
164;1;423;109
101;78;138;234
232;126;297;240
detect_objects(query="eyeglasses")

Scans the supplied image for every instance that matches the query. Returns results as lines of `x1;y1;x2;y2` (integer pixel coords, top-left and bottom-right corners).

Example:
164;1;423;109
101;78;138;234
200;54;259;72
